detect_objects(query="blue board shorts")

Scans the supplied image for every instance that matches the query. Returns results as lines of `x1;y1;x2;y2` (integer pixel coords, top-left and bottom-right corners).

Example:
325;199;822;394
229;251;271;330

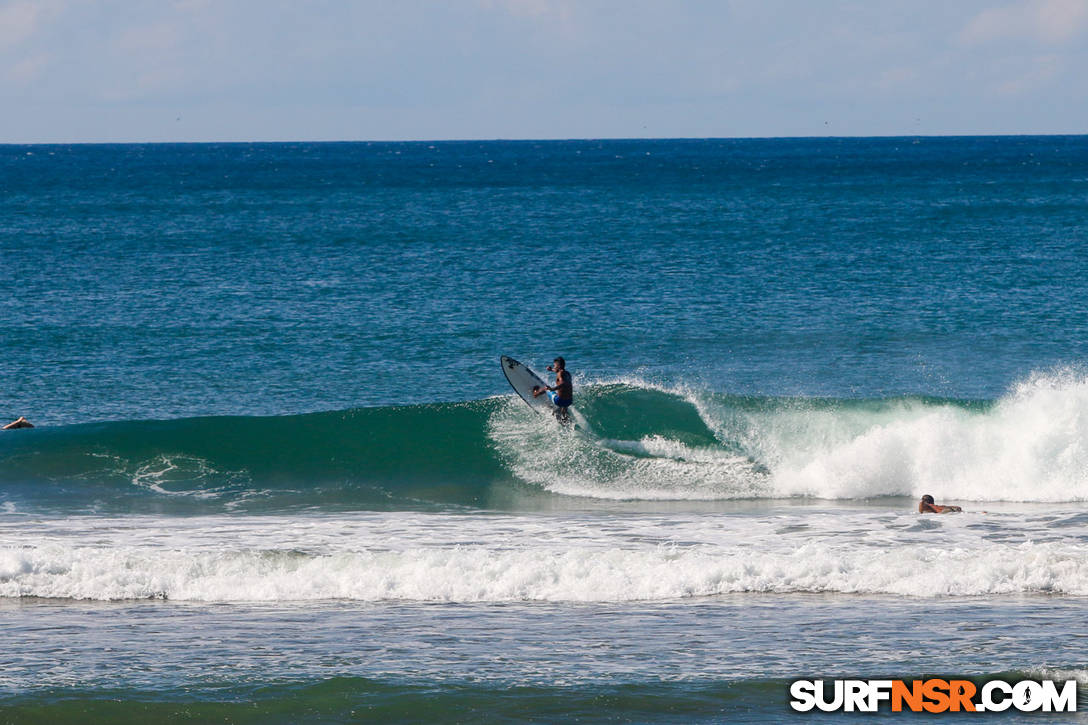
548;391;573;408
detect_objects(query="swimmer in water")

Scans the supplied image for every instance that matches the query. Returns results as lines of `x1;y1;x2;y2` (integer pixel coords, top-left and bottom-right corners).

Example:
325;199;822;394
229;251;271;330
918;494;962;514
2;416;33;430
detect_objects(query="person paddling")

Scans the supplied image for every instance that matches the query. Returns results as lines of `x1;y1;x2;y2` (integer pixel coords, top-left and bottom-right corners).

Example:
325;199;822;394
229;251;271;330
918;494;962;514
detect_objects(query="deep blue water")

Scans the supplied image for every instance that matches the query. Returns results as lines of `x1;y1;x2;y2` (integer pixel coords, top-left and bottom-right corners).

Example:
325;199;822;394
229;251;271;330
2;137;1088;723
4;137;1088;425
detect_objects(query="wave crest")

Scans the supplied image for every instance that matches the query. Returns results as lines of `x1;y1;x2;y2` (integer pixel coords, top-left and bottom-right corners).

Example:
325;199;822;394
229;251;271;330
3;369;1087;508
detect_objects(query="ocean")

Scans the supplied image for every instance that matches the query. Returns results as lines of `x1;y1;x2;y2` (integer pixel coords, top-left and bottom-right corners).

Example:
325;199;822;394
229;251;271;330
2;137;1088;722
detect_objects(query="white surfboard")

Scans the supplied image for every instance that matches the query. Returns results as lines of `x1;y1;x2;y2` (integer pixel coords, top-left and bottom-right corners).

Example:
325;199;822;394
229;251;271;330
500;355;564;415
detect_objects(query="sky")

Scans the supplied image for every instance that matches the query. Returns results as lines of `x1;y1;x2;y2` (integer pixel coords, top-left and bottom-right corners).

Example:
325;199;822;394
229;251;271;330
1;0;1087;142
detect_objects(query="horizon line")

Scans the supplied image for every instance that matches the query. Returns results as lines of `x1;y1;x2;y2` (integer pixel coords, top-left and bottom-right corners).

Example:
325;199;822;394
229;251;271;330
3;132;1088;146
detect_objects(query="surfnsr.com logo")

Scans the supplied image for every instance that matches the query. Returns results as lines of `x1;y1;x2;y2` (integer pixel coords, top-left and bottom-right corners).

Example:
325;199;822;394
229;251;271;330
789;679;1078;713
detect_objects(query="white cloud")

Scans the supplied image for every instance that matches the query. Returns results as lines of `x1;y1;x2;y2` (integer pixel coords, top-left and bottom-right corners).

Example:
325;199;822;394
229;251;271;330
995;52;1062;94
961;0;1088;45
4;51;47;84
0;1;40;49
116;20;183;54
1034;0;1088;41
173;0;212;12
876;67;920;91
478;0;574;21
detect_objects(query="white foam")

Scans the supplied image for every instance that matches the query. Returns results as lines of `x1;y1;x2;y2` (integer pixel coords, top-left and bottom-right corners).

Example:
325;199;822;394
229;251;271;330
82;451;255;500
1026;667;1088;685
492;370;1088;503
765;370;1088;502
130;454;251;498
14;541;1088;601
3;510;1088;602
489;400;766;500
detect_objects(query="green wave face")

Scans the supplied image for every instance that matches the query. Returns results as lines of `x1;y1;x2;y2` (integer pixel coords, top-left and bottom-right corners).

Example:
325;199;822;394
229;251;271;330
0;401;509;513
573;384;722;448
1;384;757;513
3;374;1085;513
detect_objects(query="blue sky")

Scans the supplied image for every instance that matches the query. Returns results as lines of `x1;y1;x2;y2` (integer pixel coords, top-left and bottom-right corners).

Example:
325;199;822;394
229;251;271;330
2;0;1087;142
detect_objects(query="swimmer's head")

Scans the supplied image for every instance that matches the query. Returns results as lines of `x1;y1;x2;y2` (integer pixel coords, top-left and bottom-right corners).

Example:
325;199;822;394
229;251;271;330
921;495;934;504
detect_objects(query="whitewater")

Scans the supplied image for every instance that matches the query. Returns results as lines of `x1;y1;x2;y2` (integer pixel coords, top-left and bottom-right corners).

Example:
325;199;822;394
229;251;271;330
3;504;1087;602
503;367;1088;503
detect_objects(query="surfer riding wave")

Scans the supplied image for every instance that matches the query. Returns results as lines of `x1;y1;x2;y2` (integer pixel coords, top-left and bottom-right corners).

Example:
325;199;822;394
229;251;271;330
533;356;573;422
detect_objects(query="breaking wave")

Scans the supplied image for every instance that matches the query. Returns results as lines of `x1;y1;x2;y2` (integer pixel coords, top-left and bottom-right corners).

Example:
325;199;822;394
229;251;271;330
1;369;1086;511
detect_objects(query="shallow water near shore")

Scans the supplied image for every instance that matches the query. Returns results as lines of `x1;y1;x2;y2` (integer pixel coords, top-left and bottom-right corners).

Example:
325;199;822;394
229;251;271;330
3;595;1088;723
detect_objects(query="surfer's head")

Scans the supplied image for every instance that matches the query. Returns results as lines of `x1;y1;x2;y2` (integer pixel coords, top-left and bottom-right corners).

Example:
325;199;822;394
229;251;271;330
553;357;565;370
921;494;934;504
